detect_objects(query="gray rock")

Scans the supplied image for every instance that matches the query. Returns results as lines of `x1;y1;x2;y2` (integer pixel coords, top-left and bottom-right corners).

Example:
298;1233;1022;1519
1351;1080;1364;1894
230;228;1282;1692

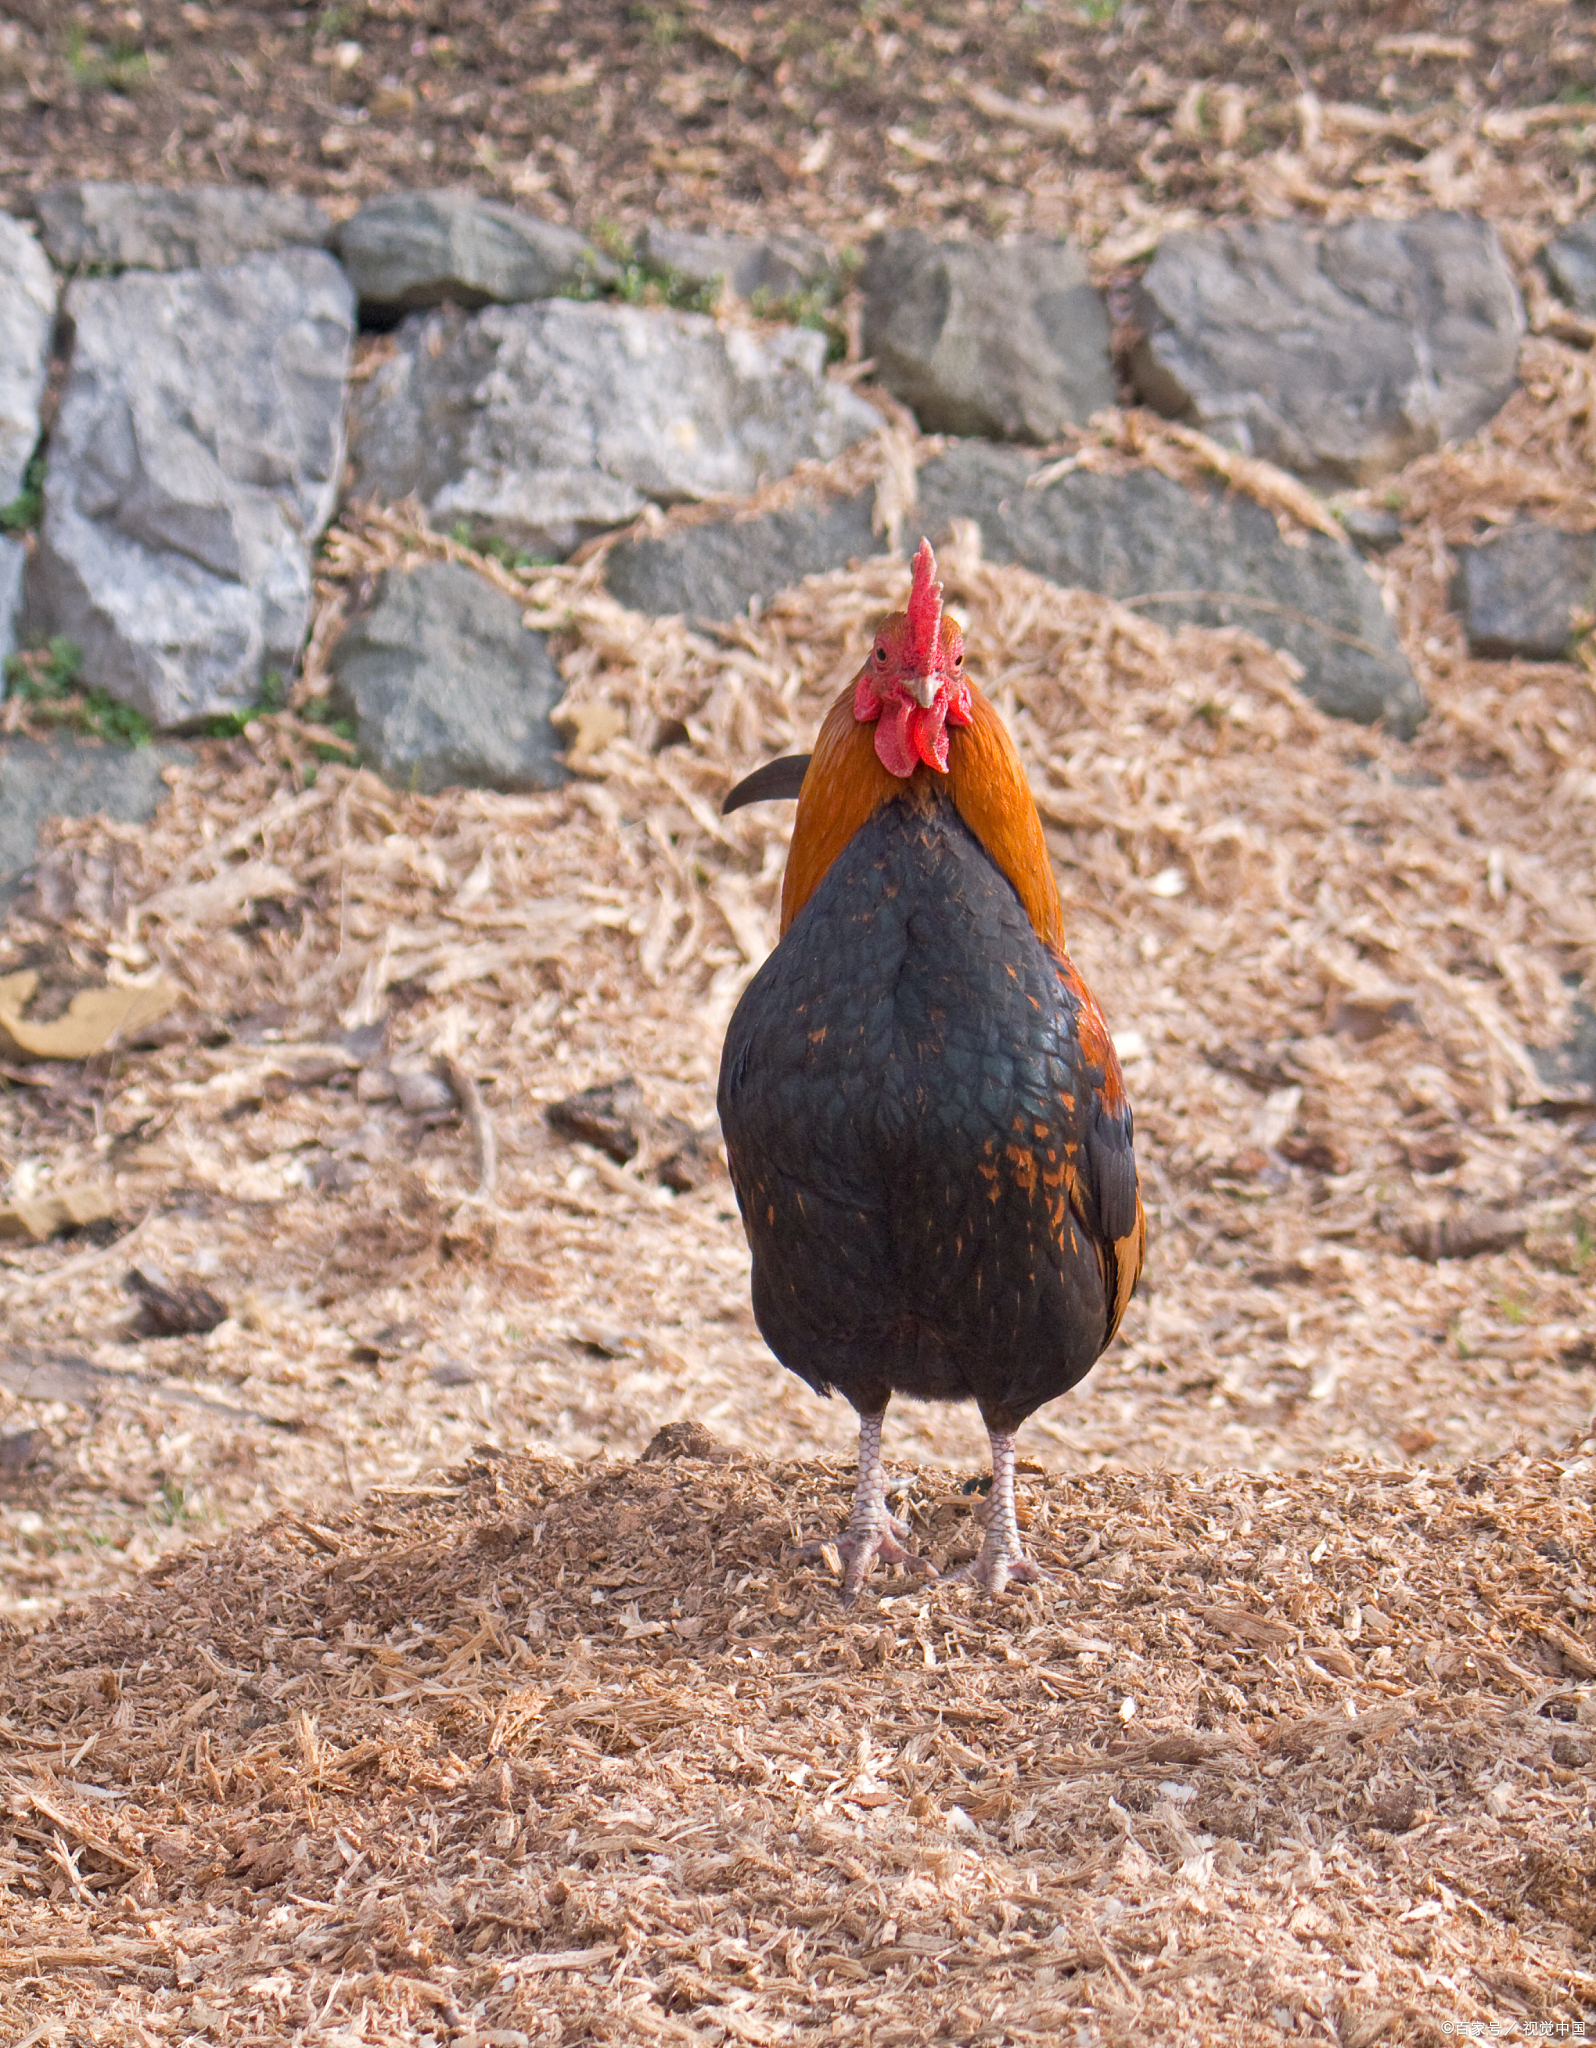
0;736;186;900
336;190;614;316
348;300;881;558
606;491;878;618
860;231;1114;442
640;224;835;305
1455;522;1596;660
1132;213;1524;487
27;250;355;729
0;537;22;670
918;443;1423;733
1544;220;1596;319
1536;996;1596;1105
33;182;331;273
327;560;568;794
1339;504;1404;553
0;211;55;509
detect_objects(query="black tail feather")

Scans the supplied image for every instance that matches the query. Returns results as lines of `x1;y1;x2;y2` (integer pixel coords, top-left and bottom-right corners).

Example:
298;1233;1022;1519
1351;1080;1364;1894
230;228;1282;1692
722;754;812;815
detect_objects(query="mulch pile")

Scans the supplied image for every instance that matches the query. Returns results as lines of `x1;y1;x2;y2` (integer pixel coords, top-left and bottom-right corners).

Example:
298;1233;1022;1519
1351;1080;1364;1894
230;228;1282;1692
0;1434;1591;2042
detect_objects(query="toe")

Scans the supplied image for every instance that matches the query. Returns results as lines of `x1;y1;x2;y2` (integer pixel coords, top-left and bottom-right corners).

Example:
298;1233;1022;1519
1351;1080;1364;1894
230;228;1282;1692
832;1526;937;1601
876;1532;938;1579
946;1545;1048;1596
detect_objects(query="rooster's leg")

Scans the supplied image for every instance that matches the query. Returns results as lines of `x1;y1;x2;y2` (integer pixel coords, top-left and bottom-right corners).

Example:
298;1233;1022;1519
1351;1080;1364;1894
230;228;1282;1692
950;1425;1047;1596
797;1408;937;1603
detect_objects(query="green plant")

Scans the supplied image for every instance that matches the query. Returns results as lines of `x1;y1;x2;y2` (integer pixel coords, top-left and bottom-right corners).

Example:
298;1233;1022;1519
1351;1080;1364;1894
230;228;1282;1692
296;696;359;761
0;449;44;533
153;1477;191;1527
206;669;288;739
447;523;551;572
748;281;847;363
63;24;152;91
4;637;152;745
630;2;683;48
80;689;154;747
5;634;81;696
579;225;723;314
1498;1294;1529;1326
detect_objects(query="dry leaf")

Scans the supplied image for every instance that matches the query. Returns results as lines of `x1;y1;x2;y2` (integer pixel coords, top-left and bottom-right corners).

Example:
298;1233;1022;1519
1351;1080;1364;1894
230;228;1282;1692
0;1184;115;1242
0;972;179;1064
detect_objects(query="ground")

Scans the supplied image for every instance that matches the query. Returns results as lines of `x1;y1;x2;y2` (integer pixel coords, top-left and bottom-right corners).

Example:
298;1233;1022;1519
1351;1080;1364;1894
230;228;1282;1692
0;1444;1591;2044
1;4;1595;2041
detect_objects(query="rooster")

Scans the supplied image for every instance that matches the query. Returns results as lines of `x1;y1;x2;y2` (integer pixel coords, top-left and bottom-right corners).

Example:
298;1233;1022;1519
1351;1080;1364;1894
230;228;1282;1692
719;541;1145;1599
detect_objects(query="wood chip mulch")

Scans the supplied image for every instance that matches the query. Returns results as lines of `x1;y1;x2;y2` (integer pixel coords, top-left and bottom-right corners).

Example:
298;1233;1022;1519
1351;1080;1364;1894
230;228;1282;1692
0;1435;1592;2043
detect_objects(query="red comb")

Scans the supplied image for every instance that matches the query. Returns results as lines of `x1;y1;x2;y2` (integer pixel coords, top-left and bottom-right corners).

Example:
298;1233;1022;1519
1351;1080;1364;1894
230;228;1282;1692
903;538;942;672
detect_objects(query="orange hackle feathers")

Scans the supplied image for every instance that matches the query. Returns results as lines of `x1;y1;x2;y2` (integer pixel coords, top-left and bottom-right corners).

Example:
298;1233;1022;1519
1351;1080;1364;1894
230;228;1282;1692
781;544;1065;944
781;683;1066;949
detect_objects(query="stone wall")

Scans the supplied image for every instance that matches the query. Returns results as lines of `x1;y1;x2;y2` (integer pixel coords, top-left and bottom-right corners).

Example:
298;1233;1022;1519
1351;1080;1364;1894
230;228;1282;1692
1;177;1586;815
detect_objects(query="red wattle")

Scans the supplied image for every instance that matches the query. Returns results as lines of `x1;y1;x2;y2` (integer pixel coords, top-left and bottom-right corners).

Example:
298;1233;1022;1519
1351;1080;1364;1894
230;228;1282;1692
914;699;950;772
873;699;918;778
856;671;968;780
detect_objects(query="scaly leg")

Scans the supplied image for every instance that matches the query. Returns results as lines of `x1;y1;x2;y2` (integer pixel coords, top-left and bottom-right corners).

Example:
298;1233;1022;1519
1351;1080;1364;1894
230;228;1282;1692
797;1409;937;1604
949;1424;1048;1595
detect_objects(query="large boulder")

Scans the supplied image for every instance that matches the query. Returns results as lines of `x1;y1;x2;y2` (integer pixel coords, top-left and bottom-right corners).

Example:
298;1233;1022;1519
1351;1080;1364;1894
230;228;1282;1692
0;736;187;901
33;183;331;273
26;250;355;729
0;211;54;508
1544;220;1596;320
1132;214;1524;487
1455;522;1596;660
348;300;881;558
0;537;22;669
640;224;835;305
918;443;1424;733
605;491;877;618
336;190;614;318
859;231;1114;441
327;560;568;794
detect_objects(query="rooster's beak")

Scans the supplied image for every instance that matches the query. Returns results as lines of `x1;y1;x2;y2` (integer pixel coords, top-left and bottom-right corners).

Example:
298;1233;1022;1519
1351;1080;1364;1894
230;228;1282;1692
903;674;938;709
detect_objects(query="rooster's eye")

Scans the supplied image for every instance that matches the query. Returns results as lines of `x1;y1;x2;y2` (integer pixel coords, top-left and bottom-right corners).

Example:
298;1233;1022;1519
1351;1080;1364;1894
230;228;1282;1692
953;652;963;667
874;645;888;664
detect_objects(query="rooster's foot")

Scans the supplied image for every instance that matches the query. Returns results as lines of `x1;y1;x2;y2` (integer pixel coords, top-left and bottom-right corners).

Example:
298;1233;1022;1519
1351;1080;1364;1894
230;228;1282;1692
795;1512;937;1602
945;1423;1048;1597
798;1409;939;1603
